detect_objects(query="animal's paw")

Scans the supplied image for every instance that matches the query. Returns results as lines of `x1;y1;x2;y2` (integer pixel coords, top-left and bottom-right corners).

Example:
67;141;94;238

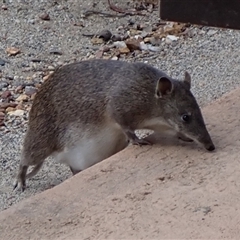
131;138;152;146
13;178;26;192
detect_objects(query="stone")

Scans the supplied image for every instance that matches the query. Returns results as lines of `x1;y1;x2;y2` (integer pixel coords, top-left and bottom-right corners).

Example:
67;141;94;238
119;47;130;54
125;38;141;51
7;109;24;116
5;107;15;113
49;49;63;55
1;90;11;99
97;29;112;42
0;102;18;109
39;13;50;21
113;41;127;49
6;47;21;56
0;82;9;89
91;37;104;45
0;59;6;66
25;86;37;96
16;94;28;102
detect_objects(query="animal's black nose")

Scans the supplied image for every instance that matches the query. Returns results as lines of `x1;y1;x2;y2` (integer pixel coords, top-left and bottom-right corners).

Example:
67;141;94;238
206;144;215;151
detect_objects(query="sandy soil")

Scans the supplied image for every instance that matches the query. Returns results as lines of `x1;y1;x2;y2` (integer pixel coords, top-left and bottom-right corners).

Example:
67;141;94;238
0;85;240;239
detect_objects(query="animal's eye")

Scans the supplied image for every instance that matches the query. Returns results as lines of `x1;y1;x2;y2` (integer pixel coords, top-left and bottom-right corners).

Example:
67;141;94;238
181;114;190;122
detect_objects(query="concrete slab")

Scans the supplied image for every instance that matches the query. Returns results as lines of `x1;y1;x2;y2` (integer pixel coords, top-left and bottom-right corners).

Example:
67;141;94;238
1;88;240;239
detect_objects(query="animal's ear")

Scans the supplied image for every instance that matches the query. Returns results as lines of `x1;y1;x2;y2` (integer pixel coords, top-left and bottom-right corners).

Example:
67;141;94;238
184;71;191;89
155;76;173;98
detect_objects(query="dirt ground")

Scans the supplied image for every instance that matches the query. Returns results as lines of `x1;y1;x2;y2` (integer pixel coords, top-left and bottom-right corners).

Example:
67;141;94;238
1;85;240;239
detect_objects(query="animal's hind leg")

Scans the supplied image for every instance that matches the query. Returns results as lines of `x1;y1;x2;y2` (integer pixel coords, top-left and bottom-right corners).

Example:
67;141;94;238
13;164;28;192
14;146;53;192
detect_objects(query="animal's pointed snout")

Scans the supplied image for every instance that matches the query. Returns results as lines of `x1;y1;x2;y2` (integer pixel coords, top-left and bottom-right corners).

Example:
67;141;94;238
200;134;215;152
205;143;215;151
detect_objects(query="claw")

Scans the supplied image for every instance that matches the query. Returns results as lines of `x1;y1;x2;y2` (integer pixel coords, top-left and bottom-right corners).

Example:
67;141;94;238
131;138;152;146
13;165;28;192
13;179;26;192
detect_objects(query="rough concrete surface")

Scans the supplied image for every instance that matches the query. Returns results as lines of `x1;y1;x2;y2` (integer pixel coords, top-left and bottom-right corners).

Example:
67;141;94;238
1;86;240;239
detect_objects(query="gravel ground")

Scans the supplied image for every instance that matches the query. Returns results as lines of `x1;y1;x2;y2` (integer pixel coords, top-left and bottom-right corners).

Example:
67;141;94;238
1;0;240;211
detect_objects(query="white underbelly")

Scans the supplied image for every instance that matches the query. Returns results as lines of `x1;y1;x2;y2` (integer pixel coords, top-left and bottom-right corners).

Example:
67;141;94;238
54;124;128;171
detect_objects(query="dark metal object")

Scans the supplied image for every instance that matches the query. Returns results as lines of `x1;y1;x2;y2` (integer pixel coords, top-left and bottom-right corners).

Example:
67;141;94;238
159;0;240;30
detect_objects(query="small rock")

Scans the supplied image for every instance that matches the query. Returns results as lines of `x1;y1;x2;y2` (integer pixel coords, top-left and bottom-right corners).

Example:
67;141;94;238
16;104;24;110
166;35;179;41
139;42;149;51
147;45;161;52
97;29;112;42
113;41;127;49
198;30;206;35
16;94;28;102
8;109;25;116
48;66;55;70
125;38;141;51
31;58;42;63
140;26;152;38
207;29;218;36
149;37;161;46
91;37;104;45
49;49;63;55
100;46;110;52
111;34;122;42
28;19;35;24
0;111;5;119
128;19;135;25
15;85;24;93
73;21;85;27
1;90;11;99
143;37;152;43
6;47;21;56
158;177;165;181
137;23;145;30
14;75;20;81
119;47;130;54
0;102;18;109
6;76;14;80
56;61;64;66
6;107;15;113
165;35;179;44
0;59;6;66
139;42;160;52
26;76;33;81
111;56;118;60
0;81;9;89
39;13;50;21
140;31;149;38
128;29;141;36
95;50;104;59
25;86;37;96
1;4;7;10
